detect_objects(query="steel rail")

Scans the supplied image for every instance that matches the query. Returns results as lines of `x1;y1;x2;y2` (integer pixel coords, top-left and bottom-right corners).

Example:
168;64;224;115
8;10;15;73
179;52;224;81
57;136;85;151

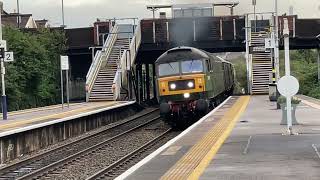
0;108;159;179
86;129;172;180
17;116;162;180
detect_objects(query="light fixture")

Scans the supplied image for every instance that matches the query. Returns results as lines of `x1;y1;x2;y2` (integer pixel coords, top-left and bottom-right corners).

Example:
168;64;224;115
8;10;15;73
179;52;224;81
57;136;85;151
170;83;176;90
187;82;194;88
184;93;190;98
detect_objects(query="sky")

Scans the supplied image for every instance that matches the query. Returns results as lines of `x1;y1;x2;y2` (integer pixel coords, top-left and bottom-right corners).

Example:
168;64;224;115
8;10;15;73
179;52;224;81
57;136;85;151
2;0;320;28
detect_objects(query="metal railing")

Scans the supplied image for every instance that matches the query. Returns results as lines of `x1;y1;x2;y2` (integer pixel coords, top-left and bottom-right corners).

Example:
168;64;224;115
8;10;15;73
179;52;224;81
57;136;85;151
86;24;119;101
113;22;142;100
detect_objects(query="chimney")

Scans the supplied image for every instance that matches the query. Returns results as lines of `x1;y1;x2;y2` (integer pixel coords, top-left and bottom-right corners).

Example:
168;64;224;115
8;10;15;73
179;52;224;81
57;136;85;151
0;2;3;15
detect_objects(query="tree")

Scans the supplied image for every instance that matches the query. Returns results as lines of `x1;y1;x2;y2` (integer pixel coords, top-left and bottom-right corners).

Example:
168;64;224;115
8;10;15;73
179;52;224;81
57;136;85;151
2;27;66;111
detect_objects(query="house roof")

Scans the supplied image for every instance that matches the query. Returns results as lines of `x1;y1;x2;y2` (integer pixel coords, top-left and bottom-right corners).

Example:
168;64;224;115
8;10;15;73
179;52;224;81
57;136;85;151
35;19;48;28
2;13;32;28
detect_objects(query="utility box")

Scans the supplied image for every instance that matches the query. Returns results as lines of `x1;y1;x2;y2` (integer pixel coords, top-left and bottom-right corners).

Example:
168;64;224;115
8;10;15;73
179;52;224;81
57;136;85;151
269;83;278;101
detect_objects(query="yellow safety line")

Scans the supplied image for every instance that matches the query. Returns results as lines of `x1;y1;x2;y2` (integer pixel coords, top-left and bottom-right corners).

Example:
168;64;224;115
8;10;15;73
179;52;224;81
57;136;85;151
299;99;320;110
160;96;250;180
0;102;118;130
1;103;84;116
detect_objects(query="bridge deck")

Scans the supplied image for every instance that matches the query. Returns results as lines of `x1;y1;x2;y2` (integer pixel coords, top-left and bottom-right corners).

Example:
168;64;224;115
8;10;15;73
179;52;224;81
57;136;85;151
118;95;320;180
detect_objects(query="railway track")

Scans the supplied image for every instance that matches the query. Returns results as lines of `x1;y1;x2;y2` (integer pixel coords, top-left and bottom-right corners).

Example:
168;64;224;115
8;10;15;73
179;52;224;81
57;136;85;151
86;129;176;180
17;116;167;180
0;108;160;180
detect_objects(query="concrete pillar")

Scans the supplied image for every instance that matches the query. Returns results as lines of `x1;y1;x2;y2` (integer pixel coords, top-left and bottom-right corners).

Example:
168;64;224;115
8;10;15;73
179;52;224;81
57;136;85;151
146;64;151;100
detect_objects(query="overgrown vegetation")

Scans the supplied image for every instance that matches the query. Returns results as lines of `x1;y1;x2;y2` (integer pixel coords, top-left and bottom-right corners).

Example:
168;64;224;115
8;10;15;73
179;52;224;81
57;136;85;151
2;27;66;111
231;55;248;94
281;49;320;99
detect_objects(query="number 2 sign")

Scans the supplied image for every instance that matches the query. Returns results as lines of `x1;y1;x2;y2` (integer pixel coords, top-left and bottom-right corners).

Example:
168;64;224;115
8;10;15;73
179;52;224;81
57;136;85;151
4;52;14;62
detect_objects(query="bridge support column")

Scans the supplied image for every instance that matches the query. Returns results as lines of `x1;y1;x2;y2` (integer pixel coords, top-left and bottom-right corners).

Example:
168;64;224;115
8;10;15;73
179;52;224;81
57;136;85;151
152;64;157;100
146;64;151;101
136;64;143;103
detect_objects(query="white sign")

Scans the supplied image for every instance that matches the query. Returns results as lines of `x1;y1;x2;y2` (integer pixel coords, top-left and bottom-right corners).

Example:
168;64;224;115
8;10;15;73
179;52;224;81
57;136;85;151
4;52;14;62
278;75;300;97
0;40;7;51
60;56;69;70
265;38;275;49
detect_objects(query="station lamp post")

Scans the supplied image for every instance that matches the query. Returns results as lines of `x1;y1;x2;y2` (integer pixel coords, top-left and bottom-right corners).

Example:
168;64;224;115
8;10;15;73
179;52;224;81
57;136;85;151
274;0;280;81
61;0;65;28
0;1;7;120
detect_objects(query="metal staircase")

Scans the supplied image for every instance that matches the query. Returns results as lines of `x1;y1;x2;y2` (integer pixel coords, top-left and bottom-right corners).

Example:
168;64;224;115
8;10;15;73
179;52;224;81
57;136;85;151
89;38;130;101
86;22;141;102
250;31;273;94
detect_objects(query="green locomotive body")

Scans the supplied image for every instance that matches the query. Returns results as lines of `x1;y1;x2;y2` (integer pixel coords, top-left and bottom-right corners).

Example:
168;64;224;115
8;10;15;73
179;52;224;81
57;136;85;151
155;47;235;126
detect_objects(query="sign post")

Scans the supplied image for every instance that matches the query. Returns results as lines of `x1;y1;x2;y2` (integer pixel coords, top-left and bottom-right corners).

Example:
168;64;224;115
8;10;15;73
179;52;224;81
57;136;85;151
60;55;70;109
277;19;299;135
0;2;8;120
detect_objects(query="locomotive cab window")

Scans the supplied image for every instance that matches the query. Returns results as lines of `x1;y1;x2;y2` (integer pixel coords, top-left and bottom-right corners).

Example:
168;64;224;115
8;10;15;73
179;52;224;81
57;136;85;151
158;62;180;77
181;60;204;74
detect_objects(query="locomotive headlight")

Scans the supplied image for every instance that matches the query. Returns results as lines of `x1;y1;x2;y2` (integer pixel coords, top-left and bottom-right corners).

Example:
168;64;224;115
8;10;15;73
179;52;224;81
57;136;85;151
170;83;176;90
187;82;194;88
184;93;190;98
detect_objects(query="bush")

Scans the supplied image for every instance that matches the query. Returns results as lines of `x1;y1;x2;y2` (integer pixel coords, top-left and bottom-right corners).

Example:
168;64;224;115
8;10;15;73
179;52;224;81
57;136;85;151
277;96;301;104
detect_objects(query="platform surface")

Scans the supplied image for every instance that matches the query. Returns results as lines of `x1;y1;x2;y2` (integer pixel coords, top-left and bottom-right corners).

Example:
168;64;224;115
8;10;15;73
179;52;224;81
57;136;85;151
0;101;134;137
120;95;320;180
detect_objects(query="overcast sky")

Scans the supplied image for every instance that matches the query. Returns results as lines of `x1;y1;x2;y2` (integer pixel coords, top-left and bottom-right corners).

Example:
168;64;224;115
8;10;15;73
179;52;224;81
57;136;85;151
2;0;320;28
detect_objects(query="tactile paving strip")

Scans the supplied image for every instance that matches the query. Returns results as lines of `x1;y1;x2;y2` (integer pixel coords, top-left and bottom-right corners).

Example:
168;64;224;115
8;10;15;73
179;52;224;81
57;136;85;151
161;96;250;180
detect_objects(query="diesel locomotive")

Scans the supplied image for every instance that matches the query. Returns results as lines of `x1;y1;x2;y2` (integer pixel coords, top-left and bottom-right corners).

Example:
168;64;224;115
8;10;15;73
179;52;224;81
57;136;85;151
155;47;235;126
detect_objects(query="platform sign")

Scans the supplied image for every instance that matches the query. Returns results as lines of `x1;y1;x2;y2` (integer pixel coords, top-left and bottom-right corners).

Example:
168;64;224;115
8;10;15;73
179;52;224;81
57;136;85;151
278;75;299;97
0;40;7;51
265;38;275;49
249;46;270;54
4;52;14;62
60;56;69;70
60;55;70;109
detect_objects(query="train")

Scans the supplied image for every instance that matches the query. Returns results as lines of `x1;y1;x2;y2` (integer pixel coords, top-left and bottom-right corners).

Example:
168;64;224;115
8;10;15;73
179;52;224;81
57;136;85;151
155;46;235;127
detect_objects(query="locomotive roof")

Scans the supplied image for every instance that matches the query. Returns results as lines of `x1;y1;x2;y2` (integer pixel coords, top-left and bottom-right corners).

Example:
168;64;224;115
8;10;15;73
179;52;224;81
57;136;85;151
155;46;210;64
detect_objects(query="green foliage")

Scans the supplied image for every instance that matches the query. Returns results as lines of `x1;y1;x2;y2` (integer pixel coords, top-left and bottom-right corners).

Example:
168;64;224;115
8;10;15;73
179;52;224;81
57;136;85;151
2;27;66;111
280;49;320;99
232;56;248;94
277;96;301;104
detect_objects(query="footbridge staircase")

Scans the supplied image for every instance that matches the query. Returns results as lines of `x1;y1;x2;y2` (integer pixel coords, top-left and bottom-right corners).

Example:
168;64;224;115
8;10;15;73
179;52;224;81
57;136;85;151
86;23;142;101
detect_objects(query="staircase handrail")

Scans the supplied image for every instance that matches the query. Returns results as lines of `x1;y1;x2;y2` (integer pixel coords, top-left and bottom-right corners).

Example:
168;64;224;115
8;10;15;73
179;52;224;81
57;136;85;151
85;24;119;100
113;22;142;100
113;23;141;100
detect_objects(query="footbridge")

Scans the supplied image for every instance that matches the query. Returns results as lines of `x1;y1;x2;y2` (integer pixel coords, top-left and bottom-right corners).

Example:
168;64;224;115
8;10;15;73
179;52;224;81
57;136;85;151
84;14;320;102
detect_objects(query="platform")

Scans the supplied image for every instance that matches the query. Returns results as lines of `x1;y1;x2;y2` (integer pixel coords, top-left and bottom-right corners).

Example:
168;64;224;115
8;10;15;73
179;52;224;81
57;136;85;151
118;95;320;180
0;101;134;137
